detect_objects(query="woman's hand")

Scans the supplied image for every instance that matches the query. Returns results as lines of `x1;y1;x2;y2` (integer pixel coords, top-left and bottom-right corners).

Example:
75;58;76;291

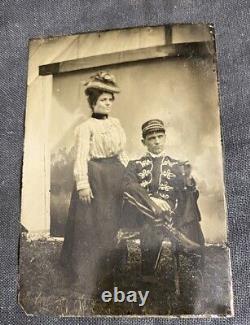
78;188;94;205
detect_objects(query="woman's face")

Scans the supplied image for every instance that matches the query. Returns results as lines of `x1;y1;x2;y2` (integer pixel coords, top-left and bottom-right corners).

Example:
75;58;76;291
93;92;114;115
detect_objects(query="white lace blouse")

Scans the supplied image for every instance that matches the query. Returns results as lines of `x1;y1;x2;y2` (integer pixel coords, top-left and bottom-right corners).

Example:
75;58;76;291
74;117;128;190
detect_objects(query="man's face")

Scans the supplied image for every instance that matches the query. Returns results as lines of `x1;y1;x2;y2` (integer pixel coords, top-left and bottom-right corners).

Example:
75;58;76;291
142;131;166;155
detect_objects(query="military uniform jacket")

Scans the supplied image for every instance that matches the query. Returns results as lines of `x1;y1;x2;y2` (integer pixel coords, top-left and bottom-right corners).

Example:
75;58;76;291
122;152;201;230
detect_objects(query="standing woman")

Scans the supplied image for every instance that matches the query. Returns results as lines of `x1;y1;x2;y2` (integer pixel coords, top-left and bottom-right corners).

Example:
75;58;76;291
60;71;128;296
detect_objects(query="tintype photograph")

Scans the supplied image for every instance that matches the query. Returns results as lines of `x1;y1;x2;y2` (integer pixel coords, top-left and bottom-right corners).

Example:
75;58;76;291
19;24;233;316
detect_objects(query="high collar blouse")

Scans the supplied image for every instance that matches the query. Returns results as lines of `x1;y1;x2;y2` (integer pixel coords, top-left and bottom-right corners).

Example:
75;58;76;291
74;117;128;190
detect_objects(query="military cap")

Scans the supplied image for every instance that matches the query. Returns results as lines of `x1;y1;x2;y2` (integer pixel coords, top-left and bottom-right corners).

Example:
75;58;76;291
142;119;166;138
84;71;120;94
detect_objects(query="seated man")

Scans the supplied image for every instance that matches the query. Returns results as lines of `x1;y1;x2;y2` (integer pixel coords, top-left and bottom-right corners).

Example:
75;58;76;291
121;119;205;279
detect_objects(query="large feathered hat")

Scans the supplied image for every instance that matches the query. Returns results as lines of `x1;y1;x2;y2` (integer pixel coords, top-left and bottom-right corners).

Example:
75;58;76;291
84;71;120;94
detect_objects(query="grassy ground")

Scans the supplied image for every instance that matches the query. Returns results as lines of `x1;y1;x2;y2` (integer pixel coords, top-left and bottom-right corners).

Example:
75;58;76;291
19;237;232;317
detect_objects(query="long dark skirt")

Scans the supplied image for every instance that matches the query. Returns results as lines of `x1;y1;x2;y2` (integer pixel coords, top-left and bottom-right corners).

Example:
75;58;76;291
60;157;125;295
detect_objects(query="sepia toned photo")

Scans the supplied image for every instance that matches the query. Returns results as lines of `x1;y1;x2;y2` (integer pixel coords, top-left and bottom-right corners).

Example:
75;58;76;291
19;24;233;317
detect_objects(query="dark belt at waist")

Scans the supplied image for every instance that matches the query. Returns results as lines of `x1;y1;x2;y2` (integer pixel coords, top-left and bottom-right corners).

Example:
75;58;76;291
90;155;119;163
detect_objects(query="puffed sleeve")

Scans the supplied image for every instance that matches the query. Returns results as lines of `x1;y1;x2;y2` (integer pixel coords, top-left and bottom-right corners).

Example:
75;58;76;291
112;117;129;166
73;123;91;191
118;150;129;167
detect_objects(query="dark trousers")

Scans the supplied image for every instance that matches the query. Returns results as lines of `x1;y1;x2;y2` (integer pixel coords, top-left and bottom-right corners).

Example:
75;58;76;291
140;223;164;276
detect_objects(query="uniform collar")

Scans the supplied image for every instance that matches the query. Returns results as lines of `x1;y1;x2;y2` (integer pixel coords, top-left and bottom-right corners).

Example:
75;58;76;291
147;150;166;158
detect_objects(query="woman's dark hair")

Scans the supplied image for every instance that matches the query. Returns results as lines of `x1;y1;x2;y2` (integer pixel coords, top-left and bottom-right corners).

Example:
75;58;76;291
85;88;114;110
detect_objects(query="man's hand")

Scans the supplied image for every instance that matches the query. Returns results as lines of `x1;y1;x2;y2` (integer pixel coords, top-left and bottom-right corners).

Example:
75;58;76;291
78;188;94;205
150;197;172;213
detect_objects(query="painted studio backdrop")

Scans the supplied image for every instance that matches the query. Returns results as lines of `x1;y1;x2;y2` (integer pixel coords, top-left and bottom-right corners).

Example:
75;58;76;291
50;57;226;243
